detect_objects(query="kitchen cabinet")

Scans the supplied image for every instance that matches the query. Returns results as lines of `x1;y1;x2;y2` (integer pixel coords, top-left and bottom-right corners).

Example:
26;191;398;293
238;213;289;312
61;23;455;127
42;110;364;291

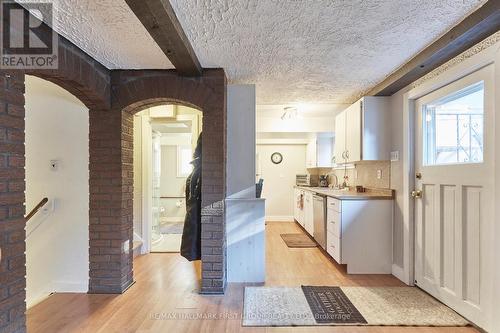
304;191;314;236
294;187;393;274
334;96;390;164
307;136;334;168
333;111;346;165
306;139;317;168
316;137;333;167
293;188;305;227
326;197;392;274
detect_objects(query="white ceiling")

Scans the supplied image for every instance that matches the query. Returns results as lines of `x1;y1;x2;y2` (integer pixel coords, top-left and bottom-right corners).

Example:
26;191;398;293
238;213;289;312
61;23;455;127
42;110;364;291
32;0;486;104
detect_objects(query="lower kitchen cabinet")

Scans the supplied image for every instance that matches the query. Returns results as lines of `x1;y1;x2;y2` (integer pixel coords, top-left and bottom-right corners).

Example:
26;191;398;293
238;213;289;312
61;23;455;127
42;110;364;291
304;191;314;236
326;197;392;274
293;189;304;226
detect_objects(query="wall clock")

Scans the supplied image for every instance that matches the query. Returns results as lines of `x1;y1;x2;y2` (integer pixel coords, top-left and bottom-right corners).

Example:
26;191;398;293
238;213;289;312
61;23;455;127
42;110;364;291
271;152;283;164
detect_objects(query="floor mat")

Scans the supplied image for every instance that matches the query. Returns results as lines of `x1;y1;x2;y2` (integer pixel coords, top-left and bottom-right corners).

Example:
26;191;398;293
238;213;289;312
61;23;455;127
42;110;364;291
301;286;367;324
280;233;317;248
242;286;469;327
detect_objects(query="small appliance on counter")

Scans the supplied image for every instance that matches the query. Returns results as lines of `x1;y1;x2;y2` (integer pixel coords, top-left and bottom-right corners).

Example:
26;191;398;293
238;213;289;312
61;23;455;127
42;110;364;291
318;175;328;187
296;174;319;187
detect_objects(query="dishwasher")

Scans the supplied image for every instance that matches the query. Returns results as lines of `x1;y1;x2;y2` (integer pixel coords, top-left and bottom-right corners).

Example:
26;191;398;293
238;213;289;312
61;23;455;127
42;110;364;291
313;194;327;250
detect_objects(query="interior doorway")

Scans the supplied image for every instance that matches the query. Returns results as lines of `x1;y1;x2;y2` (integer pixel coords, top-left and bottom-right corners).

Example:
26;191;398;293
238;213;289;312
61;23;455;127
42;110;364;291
413;65;494;327
24;75;90;307
133;104;202;254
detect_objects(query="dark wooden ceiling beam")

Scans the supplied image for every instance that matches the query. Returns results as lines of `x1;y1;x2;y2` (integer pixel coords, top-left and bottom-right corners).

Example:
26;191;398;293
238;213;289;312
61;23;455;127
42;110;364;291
125;0;202;76
367;0;500;96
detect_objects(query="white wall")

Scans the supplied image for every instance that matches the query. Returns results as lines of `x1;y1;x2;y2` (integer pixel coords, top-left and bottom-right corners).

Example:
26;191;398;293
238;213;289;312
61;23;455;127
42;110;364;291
159;144;187;220
25;76;89;307
257;144;307;220
389;88;408;270
227;84;256;198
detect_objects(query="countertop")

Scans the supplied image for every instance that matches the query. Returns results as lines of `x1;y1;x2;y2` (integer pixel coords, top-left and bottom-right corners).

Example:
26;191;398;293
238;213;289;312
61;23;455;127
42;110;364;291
295;186;394;200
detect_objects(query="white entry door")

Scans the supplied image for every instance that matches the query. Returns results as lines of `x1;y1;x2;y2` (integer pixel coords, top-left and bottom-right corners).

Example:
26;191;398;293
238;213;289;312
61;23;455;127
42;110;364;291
414;65;494;327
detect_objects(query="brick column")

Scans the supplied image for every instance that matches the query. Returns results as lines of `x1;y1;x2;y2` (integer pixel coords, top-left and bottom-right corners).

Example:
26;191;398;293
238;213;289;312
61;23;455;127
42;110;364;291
200;73;227;294
0;71;27;333
88;109;133;293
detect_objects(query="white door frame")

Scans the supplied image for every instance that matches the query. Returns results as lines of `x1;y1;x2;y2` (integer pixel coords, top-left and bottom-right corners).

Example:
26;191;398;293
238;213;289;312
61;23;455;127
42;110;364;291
401;42;499;330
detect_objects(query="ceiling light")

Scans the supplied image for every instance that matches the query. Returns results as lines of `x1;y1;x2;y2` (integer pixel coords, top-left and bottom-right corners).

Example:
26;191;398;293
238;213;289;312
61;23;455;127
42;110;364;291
281;106;298;120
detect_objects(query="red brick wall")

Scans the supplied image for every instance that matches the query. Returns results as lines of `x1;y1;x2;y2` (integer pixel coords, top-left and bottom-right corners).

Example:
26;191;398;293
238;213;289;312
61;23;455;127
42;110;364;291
0;9;228;332
0;70;27;333
111;69;228;294
88;109;134;293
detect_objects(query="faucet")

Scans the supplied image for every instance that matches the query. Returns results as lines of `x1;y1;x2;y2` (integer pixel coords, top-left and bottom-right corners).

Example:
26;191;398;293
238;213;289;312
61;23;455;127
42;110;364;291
329;173;339;189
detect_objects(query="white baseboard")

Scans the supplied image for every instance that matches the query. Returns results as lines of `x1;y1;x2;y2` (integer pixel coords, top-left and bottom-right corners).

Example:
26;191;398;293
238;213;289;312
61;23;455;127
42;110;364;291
266;216;294;222
27;280;88;309
53;280;88;293
27;291;52;309
392;264;409;285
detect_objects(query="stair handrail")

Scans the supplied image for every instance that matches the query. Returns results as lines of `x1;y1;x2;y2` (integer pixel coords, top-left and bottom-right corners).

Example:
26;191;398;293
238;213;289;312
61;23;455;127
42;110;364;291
25;197;48;222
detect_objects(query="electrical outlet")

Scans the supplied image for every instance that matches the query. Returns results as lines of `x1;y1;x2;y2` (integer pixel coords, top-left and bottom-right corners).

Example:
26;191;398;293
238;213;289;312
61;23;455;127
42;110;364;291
390;151;400;162
377;169;382;179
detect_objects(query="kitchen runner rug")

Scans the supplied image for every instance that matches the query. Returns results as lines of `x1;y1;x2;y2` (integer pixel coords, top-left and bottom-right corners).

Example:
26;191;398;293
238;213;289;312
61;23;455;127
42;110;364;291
242;286;469;327
280;233;317;248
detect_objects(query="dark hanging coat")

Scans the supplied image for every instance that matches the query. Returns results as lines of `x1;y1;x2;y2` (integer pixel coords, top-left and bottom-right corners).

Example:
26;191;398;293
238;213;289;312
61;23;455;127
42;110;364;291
180;134;202;261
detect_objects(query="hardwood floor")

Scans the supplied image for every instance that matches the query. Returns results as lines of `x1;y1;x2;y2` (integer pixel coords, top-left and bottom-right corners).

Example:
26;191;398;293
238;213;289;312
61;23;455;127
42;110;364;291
27;222;478;333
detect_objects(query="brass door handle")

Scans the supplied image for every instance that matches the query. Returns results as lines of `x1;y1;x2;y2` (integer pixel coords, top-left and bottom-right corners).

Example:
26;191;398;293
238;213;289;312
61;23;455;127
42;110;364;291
411;190;423;199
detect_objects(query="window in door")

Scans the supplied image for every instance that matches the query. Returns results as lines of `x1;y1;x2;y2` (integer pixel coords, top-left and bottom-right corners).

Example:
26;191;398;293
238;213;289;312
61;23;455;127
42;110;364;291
422;81;484;166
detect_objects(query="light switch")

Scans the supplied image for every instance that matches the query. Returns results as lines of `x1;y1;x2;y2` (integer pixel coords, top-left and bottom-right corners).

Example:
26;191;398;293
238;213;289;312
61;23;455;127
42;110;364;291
390;151;399;162
377;169;382;179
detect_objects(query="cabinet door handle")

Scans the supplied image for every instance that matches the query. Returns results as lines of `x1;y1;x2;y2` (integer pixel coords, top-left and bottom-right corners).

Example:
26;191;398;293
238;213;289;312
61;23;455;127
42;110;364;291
345;150;350;159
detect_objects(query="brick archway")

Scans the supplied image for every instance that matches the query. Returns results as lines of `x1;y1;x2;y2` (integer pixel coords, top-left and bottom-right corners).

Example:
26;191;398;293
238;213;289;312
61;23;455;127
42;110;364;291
0;37;111;332
88;69;227;294
1;9;227;331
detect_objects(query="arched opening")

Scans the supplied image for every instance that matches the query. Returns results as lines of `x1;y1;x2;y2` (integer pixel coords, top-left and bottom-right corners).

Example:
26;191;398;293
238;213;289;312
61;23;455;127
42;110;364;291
131;103;202;254
24;75;90;307
107;71;227;294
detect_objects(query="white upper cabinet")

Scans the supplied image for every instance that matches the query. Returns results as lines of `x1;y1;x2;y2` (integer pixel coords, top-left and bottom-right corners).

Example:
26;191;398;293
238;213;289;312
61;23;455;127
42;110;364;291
306;138;317;168
333;111;346;165
316;137;333;167
307;136;334;168
334;96;390;164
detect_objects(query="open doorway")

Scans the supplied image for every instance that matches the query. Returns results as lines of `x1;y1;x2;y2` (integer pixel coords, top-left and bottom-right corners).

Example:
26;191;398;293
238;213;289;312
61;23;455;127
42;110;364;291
133;104;202;254
24;75;89;307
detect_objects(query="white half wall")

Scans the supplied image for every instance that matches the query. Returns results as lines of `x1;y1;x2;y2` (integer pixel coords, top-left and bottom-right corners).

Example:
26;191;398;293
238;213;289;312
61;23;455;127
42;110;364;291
227;84;256;198
25;76;89;307
226;198;265;283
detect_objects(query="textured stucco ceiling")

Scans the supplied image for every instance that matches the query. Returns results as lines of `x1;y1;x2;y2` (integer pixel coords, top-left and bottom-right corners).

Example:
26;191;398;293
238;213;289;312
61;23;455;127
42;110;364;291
28;0;486;104
25;0;173;69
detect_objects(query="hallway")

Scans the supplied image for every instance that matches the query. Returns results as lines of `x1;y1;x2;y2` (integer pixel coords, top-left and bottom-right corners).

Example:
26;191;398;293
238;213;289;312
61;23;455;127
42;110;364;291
27;223;477;333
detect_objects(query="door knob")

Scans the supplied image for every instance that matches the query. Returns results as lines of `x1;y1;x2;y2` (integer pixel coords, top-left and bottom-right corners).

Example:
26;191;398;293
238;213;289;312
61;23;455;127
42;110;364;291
411;190;423;199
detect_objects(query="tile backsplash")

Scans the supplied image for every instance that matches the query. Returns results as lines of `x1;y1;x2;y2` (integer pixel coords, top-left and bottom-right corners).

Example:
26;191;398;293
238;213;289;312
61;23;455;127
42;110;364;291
309;160;391;189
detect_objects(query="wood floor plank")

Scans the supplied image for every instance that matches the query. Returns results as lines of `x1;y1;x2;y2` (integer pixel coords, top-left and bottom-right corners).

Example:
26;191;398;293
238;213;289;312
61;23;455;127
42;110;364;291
26;222;478;333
